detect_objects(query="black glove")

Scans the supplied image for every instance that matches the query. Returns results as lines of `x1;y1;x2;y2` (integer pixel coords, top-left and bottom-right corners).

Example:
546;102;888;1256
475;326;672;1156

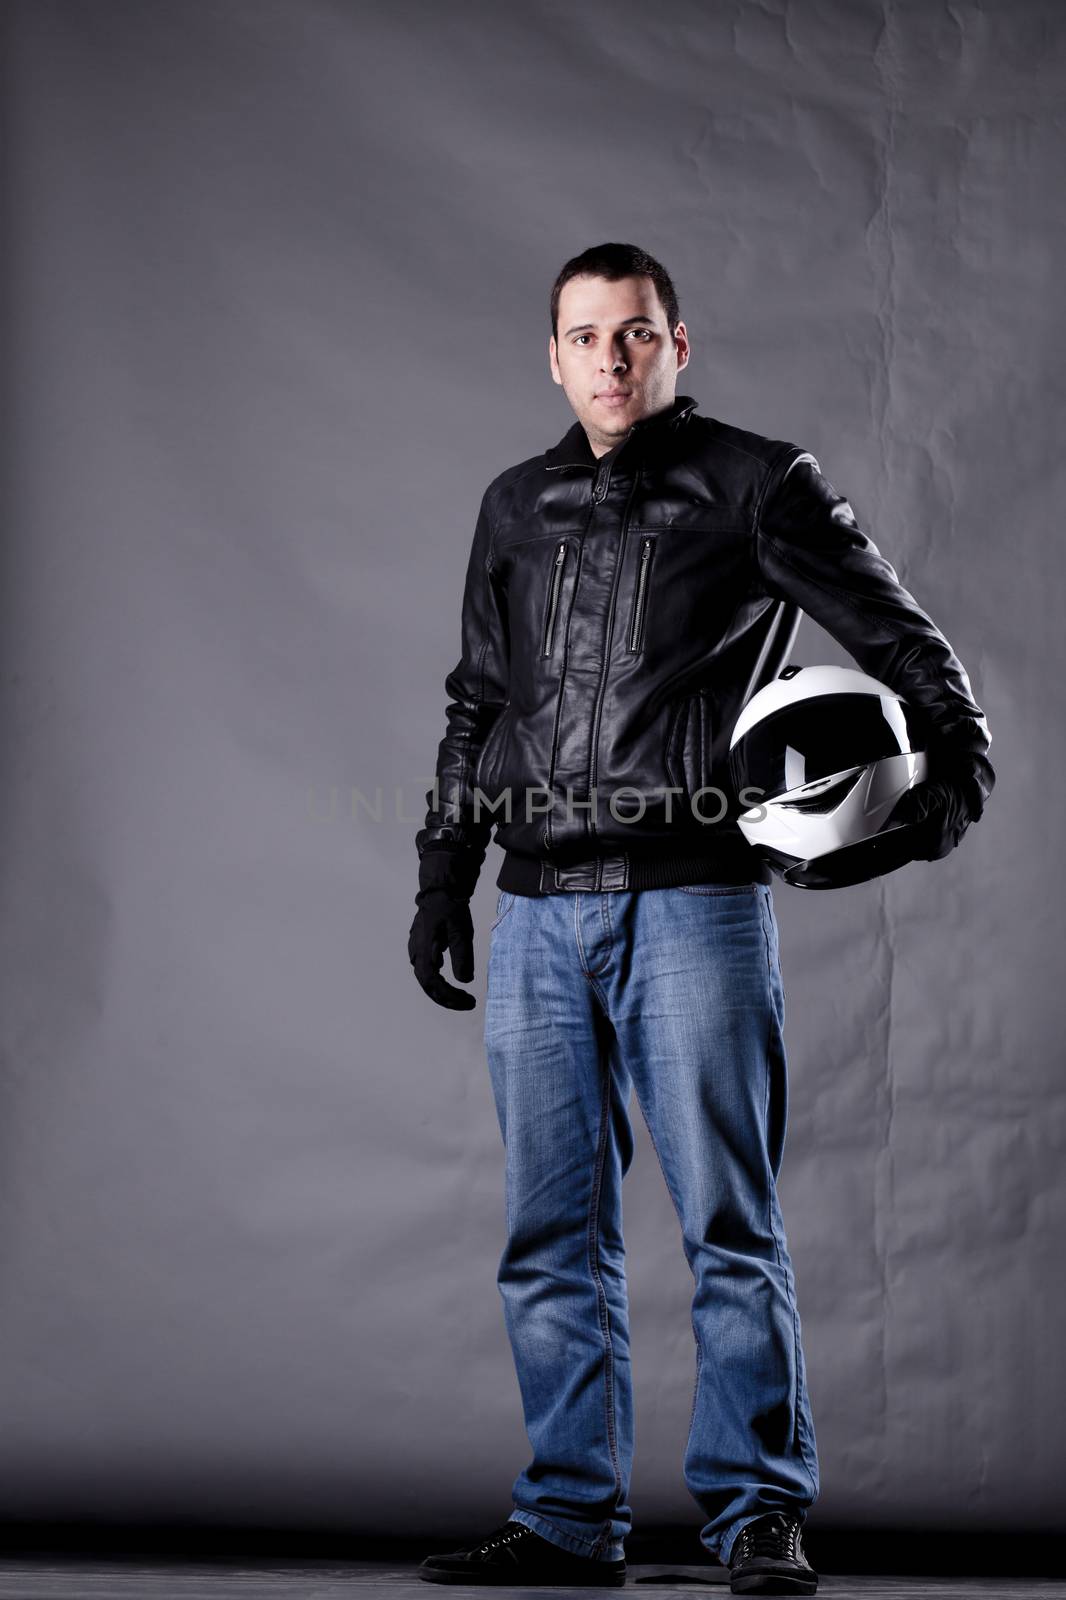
407;845;482;1010
884;747;993;863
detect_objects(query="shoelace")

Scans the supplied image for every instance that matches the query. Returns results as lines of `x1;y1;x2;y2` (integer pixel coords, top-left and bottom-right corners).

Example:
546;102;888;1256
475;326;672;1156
475;1522;530;1557
734;1513;801;1563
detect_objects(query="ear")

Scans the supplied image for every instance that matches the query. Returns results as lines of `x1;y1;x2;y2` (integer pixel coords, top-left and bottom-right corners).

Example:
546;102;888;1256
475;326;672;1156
548;335;561;385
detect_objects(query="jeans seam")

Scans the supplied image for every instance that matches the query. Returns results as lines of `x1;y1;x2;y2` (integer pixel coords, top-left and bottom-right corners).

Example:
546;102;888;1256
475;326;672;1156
630;1092;688;1251
587;1053;625;1524
683;1321;704;1462
758;891;819;1503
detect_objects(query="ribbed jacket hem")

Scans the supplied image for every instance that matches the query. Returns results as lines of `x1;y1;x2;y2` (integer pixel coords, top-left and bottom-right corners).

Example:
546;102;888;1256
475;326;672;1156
496;845;773;896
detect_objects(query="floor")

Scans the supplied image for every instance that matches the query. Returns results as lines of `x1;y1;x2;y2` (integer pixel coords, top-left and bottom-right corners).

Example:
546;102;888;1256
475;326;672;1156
0;1530;1059;1600
0;1560;1062;1599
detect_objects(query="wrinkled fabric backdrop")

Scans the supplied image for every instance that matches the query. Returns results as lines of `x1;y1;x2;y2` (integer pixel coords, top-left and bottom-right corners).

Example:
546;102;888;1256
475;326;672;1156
1;0;1062;1540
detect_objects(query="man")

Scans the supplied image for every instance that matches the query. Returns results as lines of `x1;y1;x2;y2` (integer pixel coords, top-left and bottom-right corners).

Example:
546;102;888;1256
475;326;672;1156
408;244;994;1596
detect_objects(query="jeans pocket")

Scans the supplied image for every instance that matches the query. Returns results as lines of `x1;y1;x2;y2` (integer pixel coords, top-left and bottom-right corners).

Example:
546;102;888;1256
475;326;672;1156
491;890;518;929
676;882;758;895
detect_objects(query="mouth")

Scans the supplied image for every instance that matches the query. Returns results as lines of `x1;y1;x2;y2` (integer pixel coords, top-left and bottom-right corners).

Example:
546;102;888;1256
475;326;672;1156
596;391;632;405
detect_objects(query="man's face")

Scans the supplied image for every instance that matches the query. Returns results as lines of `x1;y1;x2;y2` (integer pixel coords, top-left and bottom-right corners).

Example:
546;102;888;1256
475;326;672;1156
549;274;690;457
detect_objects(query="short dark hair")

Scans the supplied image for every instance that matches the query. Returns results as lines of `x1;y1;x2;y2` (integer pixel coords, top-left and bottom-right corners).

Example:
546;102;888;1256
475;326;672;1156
550;243;681;343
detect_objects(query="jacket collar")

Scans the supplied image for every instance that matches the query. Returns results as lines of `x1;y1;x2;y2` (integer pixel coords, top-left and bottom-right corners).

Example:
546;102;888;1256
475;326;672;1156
543;393;700;469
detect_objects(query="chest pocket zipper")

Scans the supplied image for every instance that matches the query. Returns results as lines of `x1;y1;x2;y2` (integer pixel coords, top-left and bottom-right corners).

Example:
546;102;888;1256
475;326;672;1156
542;541;568;657
628;536;655;652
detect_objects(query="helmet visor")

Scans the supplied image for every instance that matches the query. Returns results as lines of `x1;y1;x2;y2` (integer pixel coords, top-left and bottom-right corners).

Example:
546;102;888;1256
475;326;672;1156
729;691;926;801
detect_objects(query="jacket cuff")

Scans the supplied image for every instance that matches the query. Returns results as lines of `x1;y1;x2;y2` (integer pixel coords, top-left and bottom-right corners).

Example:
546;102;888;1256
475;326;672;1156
923;743;996;819
415;841;484;902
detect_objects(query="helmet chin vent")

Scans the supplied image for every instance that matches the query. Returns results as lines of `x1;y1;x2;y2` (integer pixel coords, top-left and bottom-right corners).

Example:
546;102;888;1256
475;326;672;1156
778;769;864;815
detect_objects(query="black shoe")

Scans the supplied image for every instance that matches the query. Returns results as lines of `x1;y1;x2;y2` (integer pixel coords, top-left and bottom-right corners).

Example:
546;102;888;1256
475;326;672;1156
418;1517;627;1586
728;1512;817;1594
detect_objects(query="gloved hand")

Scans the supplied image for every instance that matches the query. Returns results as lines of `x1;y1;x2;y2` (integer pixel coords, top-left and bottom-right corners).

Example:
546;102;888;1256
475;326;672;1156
407;844;482;1010
884;747;993;863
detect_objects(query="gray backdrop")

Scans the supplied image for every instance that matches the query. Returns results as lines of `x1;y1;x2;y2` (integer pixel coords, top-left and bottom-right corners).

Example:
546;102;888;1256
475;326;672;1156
1;0;1062;1540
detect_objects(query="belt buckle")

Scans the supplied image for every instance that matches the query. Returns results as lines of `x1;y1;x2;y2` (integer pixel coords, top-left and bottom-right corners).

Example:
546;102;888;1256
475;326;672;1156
539;853;630;892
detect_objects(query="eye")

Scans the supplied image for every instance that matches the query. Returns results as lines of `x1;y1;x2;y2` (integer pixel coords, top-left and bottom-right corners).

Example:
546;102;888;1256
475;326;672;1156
627;328;653;339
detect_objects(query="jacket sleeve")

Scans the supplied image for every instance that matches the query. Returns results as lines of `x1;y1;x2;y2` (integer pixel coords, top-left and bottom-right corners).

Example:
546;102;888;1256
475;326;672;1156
415;485;510;866
754;446;995;806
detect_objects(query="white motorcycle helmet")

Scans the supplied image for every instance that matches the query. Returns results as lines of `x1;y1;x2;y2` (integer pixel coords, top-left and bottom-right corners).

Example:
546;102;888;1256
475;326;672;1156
728;664;931;890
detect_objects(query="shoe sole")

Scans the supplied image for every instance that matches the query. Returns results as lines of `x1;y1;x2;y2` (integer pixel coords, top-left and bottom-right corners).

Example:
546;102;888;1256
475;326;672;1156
419;1563;627;1587
730;1570;817;1595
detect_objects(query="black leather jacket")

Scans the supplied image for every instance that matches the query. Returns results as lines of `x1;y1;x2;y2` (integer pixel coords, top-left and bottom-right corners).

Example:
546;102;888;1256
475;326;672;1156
416;394;994;895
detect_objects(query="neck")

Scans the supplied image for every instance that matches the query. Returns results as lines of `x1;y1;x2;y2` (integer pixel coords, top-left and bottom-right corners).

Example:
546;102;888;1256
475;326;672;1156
586;427;632;460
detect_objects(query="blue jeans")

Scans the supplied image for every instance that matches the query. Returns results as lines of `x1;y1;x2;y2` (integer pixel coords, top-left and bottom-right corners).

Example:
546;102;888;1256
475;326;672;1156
483;882;819;1565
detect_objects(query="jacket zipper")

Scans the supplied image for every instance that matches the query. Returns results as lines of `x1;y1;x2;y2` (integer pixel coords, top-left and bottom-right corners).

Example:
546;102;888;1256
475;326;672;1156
543;448;625;847
542;541;568;656
628;537;654;651
586;470;642;829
